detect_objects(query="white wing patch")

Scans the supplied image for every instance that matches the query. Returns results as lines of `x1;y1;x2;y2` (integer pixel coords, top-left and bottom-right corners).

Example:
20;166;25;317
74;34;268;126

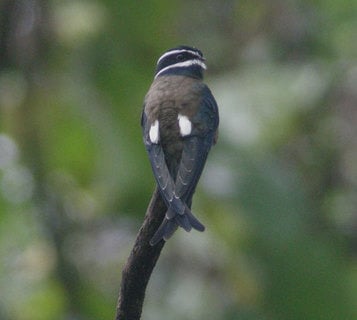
149;120;160;144
178;114;192;137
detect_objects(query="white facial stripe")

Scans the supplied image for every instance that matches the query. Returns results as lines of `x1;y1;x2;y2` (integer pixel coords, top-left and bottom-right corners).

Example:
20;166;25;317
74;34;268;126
155;59;207;78
178;114;192;136
149;120;159;144
157;49;202;65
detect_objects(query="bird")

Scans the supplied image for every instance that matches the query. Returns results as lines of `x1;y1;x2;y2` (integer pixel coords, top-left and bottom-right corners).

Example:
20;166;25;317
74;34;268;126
141;45;219;246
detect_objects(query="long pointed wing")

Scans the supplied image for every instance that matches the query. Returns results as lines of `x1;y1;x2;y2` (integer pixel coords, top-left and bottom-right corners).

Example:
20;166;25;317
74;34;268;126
141;110;185;215
175;136;210;201
175;86;219;202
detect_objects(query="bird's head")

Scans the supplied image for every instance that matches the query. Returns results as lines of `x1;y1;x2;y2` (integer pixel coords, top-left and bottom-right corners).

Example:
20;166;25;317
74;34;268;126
155;46;206;79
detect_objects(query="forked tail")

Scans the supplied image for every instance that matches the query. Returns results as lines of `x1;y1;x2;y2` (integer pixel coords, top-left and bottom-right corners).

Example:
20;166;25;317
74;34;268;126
150;207;205;246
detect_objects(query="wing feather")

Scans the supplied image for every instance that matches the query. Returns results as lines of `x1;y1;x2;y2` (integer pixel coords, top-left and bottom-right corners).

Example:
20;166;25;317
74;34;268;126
175;87;219;202
142;83;219;245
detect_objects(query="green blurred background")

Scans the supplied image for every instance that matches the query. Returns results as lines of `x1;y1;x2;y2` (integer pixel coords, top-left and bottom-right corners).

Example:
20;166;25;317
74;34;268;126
0;0;356;319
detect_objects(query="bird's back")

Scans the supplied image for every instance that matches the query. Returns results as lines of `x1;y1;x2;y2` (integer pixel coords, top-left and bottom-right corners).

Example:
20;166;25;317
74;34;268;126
144;75;205;177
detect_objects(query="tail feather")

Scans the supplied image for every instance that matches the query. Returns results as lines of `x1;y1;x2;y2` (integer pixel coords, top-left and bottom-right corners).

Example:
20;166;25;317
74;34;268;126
163;221;178;241
150;218;177;246
150;207;205;246
175;213;192;232
185;208;205;232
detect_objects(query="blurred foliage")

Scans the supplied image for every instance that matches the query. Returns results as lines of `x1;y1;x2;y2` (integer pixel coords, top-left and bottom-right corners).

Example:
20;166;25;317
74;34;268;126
0;0;356;319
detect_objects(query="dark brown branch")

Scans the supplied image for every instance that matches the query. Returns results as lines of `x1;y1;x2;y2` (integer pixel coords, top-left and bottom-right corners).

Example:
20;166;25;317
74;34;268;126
115;187;167;320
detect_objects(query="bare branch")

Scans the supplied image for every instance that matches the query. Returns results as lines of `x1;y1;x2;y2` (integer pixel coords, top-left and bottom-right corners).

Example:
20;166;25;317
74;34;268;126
115;187;166;320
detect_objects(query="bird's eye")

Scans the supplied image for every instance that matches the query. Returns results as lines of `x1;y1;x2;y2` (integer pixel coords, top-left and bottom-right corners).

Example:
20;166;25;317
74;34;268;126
176;54;184;61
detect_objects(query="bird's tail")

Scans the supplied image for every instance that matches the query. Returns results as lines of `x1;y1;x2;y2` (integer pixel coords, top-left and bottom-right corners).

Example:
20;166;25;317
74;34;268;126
149;207;205;246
